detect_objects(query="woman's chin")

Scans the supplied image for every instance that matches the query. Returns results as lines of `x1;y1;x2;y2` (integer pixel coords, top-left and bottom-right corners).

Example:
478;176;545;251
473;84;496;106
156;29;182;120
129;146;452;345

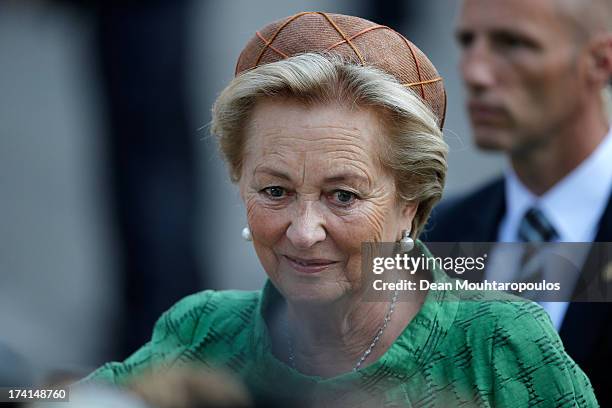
278;279;350;307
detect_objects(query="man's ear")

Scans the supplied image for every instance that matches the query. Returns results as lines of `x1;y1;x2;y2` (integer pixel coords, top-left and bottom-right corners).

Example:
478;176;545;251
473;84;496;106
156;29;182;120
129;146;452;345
585;34;612;87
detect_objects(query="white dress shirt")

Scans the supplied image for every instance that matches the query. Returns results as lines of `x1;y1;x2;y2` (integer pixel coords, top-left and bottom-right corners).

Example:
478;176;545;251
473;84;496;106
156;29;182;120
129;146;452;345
494;128;612;330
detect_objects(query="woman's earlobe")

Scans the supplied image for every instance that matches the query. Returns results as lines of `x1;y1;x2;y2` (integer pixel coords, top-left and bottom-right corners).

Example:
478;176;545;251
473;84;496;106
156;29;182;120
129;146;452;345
401;201;419;222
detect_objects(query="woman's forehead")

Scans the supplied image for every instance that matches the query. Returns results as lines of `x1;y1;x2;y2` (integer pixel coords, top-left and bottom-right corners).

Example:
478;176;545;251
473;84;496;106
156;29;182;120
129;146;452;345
241;99;388;184
246;98;383;151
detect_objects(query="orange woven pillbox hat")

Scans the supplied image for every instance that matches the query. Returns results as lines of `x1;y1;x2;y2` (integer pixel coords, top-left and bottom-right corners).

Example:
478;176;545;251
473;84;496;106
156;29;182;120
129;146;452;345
235;11;446;129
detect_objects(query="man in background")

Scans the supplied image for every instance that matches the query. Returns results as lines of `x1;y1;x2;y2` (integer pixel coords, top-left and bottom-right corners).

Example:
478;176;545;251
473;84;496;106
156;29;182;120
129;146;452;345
425;0;612;404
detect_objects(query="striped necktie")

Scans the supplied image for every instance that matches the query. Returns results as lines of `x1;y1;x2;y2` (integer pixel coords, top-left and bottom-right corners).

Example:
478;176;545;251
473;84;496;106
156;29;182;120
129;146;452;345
515;208;559;293
518;207;559;243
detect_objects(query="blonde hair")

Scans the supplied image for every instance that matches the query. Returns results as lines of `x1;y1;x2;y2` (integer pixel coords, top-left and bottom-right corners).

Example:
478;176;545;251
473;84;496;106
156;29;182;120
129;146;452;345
211;53;448;238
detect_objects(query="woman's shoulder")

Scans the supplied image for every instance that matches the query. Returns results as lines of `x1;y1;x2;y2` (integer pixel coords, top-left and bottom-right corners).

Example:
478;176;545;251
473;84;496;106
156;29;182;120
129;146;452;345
454;294;555;336
451;294;561;352
455;292;550;322
80;289;262;386
170;289;261;315
450;298;597;406
157;289;262;345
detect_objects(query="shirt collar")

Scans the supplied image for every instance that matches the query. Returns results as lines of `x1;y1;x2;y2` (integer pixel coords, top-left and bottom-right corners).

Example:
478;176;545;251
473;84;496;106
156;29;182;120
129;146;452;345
503;127;612;242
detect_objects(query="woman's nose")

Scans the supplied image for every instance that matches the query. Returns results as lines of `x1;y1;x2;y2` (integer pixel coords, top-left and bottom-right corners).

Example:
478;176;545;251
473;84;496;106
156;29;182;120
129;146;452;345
286;200;326;249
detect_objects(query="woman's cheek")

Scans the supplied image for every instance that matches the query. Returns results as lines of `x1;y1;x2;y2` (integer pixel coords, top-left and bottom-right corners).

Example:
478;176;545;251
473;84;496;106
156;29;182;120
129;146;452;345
245;196;288;245
245;197;289;281
332;202;390;248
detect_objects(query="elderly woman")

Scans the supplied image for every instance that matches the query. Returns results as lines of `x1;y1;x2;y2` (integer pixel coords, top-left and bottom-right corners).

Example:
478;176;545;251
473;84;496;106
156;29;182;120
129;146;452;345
84;12;597;407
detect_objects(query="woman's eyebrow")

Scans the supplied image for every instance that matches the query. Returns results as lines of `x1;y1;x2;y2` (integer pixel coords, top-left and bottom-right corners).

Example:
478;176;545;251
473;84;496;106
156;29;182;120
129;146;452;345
254;166;370;187
324;173;370;187
254;166;292;181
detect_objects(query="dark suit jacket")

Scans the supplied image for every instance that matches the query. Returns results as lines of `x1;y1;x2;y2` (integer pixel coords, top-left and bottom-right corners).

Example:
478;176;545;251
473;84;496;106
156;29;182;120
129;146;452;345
423;177;612;406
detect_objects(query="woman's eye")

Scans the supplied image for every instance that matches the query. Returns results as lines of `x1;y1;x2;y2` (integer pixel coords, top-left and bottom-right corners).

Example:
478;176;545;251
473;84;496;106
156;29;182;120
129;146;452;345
330;190;358;206
262;186;286;199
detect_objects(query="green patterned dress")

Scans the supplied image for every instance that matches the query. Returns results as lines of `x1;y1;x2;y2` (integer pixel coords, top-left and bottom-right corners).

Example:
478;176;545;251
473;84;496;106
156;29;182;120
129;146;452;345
84;245;598;407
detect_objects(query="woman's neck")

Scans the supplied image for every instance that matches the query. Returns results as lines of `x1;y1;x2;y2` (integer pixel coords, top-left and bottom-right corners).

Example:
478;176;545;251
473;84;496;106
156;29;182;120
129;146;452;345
281;290;425;377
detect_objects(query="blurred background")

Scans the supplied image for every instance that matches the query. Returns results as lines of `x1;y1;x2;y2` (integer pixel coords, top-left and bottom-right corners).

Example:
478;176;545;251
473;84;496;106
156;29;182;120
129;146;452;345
0;0;504;384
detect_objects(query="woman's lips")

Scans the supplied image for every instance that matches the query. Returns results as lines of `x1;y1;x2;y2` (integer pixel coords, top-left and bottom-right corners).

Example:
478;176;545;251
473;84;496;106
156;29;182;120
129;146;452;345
283;255;338;274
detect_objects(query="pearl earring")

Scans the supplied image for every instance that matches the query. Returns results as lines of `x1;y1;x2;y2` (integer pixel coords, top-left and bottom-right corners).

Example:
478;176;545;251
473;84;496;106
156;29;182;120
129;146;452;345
241;226;252;241
399;229;414;253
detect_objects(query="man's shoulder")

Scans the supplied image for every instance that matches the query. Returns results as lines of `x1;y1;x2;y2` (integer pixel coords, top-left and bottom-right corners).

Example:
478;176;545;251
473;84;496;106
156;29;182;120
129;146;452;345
423;177;505;242
438;177;504;214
